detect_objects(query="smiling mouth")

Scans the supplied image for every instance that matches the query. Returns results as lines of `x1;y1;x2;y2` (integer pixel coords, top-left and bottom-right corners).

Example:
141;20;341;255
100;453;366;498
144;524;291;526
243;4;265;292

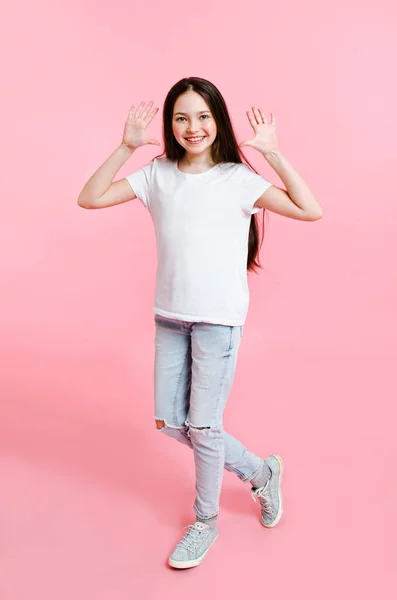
185;136;206;144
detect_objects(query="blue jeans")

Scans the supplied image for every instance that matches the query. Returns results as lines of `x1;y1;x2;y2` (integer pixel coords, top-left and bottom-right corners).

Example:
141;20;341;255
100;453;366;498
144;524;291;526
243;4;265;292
154;314;263;521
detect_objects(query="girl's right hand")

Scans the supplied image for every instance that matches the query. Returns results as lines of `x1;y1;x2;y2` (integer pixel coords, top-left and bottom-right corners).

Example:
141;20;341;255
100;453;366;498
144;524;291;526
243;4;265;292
121;101;161;150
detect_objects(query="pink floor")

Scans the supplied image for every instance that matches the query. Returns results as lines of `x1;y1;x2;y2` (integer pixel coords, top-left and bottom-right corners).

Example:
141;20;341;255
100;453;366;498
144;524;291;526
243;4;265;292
1;346;395;599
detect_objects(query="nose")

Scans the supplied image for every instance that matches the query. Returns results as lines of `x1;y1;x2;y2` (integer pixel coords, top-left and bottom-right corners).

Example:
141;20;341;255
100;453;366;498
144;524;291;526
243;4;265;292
186;121;201;133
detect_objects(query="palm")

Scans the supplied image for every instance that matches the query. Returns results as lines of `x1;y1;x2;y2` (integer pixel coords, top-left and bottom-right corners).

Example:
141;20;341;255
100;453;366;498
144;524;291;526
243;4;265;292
239;107;278;154
122;100;160;149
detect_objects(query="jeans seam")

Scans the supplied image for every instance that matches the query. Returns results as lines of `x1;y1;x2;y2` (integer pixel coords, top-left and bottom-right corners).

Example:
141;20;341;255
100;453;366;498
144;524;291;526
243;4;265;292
247;461;263;483
224;463;249;481
228;326;233;352
210;338;233;425
171;342;190;427
215;428;224;512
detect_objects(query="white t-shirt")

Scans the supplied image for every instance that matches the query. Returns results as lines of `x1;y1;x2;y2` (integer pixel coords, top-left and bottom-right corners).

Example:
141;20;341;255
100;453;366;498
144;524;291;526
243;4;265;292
125;156;272;326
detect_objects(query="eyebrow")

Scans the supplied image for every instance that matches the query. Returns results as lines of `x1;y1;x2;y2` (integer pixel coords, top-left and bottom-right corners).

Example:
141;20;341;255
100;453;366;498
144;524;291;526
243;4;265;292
173;111;211;116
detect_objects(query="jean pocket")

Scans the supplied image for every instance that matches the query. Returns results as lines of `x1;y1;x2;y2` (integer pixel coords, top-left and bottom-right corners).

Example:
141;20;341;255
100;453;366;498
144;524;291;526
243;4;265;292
228;326;243;351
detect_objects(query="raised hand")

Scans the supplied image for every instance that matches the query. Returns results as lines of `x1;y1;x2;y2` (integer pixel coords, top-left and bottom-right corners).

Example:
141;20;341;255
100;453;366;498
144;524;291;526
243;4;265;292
122;101;161;149
239;107;279;155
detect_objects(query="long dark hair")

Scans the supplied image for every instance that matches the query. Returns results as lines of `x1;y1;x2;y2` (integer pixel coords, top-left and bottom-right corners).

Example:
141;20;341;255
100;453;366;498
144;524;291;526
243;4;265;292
154;76;268;273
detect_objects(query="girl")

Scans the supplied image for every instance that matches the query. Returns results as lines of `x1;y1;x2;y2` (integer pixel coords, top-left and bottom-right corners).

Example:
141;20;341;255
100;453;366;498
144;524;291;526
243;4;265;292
78;77;323;569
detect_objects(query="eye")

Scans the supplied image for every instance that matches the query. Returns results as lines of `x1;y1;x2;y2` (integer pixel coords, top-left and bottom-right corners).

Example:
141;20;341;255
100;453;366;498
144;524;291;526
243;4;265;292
175;114;211;122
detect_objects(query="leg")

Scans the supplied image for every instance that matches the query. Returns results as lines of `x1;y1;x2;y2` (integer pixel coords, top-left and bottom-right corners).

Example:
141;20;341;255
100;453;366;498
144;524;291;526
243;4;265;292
223;431;263;483
153;315;192;444
187;321;247;521
154;316;263;484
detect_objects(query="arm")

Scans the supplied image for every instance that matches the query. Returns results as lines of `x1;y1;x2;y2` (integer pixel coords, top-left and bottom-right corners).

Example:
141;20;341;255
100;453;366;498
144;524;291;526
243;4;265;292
77;144;137;209
77;100;160;209
254;150;323;221
240;107;323;221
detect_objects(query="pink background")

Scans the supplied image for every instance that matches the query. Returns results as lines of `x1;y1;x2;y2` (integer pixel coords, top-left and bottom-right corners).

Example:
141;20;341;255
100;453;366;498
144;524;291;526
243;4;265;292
1;0;396;597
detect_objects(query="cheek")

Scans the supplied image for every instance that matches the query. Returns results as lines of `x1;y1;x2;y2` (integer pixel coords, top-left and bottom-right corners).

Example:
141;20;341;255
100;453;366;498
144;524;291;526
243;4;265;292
208;123;217;137
173;124;185;137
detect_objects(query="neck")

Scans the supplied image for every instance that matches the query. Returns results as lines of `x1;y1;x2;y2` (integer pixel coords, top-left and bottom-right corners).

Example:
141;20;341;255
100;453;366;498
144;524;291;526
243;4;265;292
179;149;215;169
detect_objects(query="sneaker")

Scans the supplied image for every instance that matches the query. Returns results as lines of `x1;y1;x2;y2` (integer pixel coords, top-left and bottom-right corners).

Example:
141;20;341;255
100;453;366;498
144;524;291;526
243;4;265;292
168;521;219;569
251;454;283;527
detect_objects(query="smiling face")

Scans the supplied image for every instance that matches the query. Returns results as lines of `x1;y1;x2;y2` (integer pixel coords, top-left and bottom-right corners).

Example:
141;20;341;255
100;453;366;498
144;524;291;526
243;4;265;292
172;90;217;158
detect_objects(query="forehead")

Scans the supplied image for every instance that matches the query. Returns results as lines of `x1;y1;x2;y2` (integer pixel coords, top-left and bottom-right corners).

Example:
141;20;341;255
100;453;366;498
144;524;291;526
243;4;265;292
173;91;211;114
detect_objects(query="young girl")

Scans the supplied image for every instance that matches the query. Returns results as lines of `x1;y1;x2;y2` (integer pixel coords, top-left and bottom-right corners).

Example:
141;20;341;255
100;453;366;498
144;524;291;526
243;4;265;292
78;77;323;569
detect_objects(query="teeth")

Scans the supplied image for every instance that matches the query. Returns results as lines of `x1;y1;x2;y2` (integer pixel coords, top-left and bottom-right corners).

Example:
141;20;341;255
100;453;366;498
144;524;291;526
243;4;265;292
186;137;204;141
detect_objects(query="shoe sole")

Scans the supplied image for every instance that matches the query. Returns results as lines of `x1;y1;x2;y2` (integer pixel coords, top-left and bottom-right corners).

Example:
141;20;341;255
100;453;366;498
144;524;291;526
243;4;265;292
262;454;283;528
168;533;219;569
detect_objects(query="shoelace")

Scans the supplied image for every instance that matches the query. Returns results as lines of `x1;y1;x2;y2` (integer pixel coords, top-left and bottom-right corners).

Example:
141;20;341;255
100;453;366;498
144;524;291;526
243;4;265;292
251;480;273;516
178;522;208;554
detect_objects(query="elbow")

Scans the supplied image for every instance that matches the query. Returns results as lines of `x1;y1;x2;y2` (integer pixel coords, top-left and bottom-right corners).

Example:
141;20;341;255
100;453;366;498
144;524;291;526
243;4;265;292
313;199;324;220
77;196;94;209
308;208;324;220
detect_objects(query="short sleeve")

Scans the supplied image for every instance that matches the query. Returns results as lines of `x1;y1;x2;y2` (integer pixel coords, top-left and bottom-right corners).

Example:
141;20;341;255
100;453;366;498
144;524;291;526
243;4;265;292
125;159;154;209
237;163;273;215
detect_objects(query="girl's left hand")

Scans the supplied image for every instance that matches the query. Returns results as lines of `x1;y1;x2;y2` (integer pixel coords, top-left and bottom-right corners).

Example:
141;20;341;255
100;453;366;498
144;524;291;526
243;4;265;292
239;107;279;155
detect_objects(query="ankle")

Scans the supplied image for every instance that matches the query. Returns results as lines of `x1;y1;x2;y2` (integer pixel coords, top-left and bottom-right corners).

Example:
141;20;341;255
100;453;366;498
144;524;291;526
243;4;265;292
250;461;272;489
196;515;218;529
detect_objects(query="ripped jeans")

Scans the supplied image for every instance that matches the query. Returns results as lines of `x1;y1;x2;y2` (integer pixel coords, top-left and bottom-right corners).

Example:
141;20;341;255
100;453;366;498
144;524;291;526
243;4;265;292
154;314;263;521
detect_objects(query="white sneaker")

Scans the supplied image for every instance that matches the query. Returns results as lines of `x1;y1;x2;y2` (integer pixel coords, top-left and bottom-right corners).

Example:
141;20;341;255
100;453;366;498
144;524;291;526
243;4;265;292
168;521;219;569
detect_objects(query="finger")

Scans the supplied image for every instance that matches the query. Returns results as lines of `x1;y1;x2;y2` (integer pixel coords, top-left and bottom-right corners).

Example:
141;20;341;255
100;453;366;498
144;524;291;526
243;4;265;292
135;101;146;119
258;109;267;124
246;109;257;129
251;106;262;125
271;112;276;124
141;100;154;120
147;106;159;123
148;139;160;146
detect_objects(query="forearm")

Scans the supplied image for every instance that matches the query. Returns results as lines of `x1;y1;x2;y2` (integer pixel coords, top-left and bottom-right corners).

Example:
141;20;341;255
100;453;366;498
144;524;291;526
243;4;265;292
78;143;136;204
262;150;323;217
